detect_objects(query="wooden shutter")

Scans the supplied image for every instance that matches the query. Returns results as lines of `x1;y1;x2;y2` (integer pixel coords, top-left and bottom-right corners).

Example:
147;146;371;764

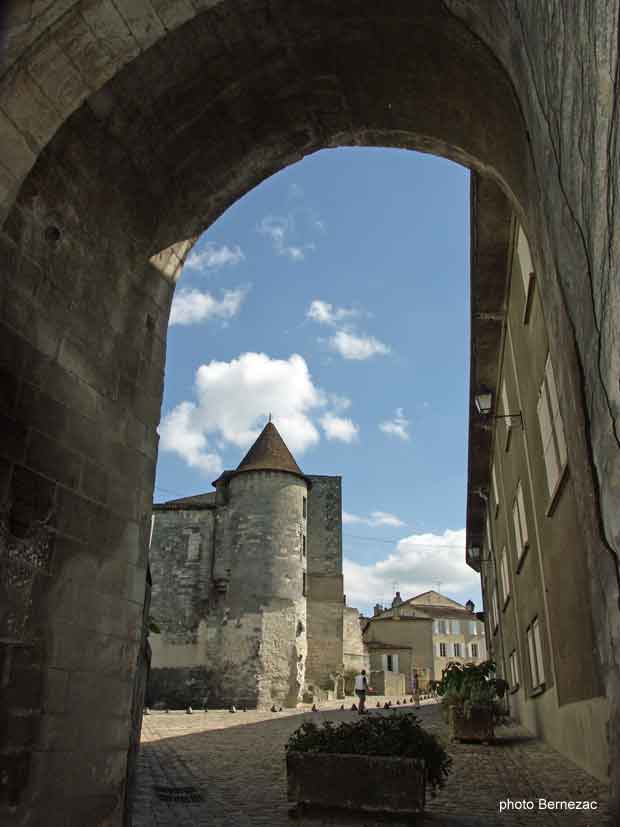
516;482;528;547
512;498;523;558
545;355;568;469
501;380;512;430
537;373;560;495
533;619;545;684
527;626;538;687
517;226;534;296
492;464;499;513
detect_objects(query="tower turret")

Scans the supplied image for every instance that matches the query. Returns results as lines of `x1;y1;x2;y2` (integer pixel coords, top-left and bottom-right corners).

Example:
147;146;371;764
209;421;309;708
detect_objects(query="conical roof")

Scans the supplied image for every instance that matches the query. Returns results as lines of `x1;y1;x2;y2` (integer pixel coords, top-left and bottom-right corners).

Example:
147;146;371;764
234;421;305;478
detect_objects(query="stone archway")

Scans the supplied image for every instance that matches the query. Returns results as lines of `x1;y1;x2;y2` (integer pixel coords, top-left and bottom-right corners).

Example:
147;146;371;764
0;2;619;824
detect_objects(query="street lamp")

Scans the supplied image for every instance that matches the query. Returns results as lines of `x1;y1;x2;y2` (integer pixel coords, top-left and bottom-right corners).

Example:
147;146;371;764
474;388;523;427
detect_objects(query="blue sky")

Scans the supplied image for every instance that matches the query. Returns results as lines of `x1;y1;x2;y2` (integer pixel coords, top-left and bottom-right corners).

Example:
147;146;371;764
155;147;482;614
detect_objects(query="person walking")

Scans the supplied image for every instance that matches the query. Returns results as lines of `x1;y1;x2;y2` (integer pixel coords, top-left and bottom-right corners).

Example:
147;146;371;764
354;669;369;714
412;671;421;708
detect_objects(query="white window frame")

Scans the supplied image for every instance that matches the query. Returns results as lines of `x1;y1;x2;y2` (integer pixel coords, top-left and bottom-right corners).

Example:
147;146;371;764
469;621;478;635
492;464;500;516
471;642;479;658
451;620;460;635
526;618;546;691
512;481;529;562
501;379;513;449
537;354;569;507
491;590;499;633
509;649;520;689
516;225;535;321
439;642;447;657
500;547;511;604
453;643;461;658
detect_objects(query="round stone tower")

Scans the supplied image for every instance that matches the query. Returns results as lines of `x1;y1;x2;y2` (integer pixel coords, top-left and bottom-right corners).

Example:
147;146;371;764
210;421;309;709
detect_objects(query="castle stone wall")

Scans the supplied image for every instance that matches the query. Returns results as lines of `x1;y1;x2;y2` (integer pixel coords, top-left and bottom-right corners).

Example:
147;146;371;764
305;476;344;689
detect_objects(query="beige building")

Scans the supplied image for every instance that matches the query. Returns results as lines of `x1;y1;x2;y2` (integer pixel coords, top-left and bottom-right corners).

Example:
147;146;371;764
466;199;608;782
408;591;486;680
363;595;435;692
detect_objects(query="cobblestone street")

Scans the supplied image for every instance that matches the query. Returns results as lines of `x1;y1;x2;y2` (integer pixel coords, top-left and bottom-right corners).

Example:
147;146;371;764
132;700;609;827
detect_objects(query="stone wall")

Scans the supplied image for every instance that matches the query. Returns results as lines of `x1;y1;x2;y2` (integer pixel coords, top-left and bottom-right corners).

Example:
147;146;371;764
2;1;620;822
148;472;309;709
343;607;369;676
305;476;343;690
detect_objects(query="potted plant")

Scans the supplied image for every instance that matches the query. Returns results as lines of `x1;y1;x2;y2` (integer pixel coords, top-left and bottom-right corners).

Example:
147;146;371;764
286;713;451;816
436;660;507;742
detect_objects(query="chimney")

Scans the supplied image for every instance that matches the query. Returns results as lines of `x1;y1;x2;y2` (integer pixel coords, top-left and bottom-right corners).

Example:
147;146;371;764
466;600;475;613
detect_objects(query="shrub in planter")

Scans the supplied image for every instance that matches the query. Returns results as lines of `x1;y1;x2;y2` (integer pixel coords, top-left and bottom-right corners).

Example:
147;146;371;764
436;661;507;740
286;713;451;813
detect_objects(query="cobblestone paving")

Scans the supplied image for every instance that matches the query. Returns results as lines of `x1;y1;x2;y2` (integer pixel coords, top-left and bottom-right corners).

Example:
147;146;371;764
132;699;609;827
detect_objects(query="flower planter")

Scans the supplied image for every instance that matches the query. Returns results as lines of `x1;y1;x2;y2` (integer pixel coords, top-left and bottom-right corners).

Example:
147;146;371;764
286;751;426;815
448;704;494;742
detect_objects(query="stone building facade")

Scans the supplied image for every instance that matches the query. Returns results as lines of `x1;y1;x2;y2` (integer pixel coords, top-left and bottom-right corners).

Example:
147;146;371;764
466;217;608;782
147;422;344;709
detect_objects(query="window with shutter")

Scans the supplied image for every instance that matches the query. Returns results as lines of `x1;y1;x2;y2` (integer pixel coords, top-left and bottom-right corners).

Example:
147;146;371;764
512;483;528;561
471;643;478;658
545;355;568;469
453;643;461;658
516;483;528;547
382;654;388;670
517;226;535;307
492;591;499;632
509;650;519;687
512;499;523;558
492;465;500;515
501;380;512;433
500;548;510;602
452;621;460;634
527;625;538;687
533;619;545;684
537;353;568;505
393;654;399;673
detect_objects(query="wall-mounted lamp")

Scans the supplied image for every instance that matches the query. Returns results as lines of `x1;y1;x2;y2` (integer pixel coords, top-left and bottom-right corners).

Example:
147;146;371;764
468;544;482;562
474;388;523;427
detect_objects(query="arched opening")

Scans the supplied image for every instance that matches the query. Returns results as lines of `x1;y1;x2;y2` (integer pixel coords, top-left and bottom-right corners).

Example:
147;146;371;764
0;2;618;823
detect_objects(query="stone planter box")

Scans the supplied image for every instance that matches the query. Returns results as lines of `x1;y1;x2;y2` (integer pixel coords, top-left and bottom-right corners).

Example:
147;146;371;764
448;704;494;742
286;751;426;815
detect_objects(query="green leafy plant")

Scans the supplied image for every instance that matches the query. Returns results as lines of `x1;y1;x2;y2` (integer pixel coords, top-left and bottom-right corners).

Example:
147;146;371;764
286;713;451;795
436;660;505;720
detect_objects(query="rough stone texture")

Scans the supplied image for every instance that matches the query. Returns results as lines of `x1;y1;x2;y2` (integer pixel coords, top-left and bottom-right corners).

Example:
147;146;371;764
305;476;343;691
148;469;309;710
0;1;619;823
342;606;369;676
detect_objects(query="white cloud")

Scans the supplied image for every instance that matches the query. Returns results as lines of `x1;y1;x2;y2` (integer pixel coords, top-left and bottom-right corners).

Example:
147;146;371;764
343;528;480;611
160;352;355;475
320;413;359;443
185;242;244;271
257;215;316;262
379;408;410;440
307;300;359;326
158;402;223;475
343;511;406;528
169;287;247;326
329;330;391;360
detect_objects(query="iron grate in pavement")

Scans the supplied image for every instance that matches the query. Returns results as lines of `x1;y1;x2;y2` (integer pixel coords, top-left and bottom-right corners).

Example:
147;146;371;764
153;785;204;804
